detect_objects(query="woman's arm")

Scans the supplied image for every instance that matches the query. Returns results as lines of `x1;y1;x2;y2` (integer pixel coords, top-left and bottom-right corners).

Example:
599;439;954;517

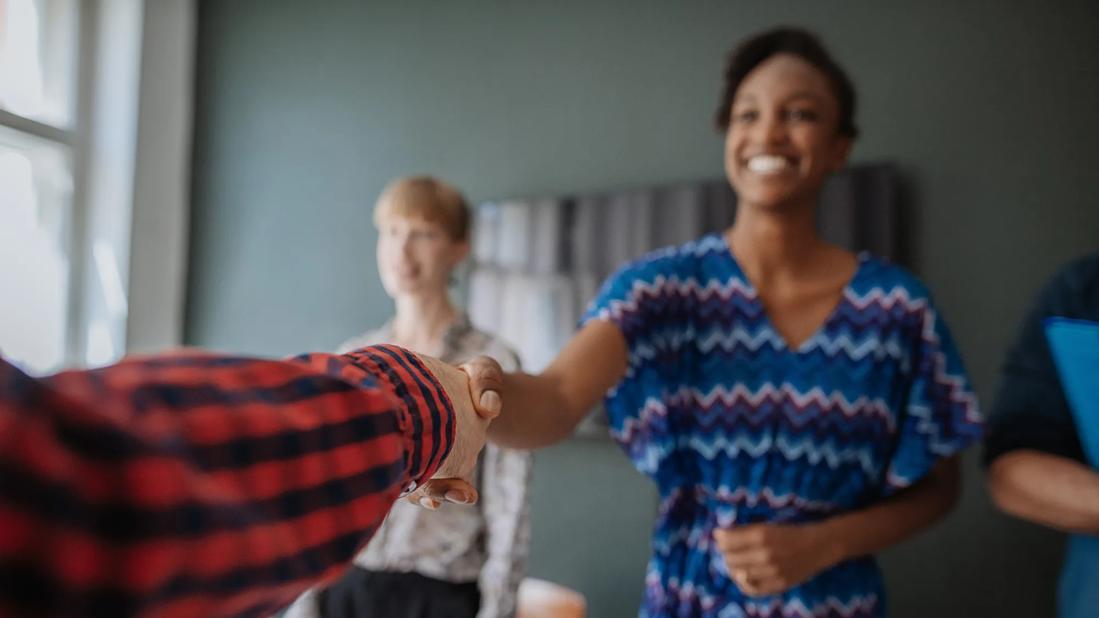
988;449;1099;534
487;320;629;449
715;457;961;596
818;455;961;559
410;321;627;504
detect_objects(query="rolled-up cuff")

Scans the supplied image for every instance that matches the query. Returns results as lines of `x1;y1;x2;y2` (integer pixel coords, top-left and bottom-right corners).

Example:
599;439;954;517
983;420;1085;466
344;345;456;493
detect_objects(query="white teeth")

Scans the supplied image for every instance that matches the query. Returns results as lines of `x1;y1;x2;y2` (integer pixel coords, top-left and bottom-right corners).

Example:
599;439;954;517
746;155;791;174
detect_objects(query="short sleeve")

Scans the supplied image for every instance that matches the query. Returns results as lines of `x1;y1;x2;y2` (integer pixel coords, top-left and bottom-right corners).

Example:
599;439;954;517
579;253;683;370
983;256;1099;465
884;298;984;494
579;253;685;473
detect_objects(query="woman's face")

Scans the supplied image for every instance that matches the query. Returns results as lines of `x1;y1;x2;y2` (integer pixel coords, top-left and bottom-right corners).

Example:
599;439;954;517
723;53;852;212
376;214;468;298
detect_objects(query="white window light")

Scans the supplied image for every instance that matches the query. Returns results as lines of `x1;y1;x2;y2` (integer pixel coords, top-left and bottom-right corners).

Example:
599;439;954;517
0;0;79;375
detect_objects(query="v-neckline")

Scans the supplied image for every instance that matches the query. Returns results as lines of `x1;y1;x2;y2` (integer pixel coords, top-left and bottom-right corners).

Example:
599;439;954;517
720;233;867;354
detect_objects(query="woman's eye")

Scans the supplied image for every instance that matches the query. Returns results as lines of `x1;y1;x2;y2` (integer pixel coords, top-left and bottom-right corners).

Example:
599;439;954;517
733;109;758;123
785;108;819;122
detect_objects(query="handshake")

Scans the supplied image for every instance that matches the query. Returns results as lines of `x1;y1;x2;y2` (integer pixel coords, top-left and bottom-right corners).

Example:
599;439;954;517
410;354;506;509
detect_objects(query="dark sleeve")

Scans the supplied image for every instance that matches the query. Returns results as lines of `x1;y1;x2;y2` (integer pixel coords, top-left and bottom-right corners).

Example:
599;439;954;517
983;256;1099;465
0;344;453;618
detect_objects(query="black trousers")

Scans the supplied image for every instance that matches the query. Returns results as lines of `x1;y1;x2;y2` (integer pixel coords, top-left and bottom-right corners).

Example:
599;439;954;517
317;567;481;618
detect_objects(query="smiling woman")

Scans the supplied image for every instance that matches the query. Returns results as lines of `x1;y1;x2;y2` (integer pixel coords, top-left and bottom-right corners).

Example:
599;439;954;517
724;55;851;219
472;27;984;618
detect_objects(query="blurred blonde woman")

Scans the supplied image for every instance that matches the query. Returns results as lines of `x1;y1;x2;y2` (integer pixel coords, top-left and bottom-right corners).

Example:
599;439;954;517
284;177;531;618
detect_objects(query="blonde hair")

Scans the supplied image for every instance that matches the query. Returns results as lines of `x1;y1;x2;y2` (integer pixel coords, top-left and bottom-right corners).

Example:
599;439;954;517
373;176;471;241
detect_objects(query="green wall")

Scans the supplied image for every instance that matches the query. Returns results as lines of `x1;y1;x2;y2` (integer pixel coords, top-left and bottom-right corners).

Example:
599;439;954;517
189;2;1099;616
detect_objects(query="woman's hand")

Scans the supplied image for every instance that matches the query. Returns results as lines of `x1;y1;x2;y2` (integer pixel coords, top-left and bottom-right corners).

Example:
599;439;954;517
713;458;961;597
713;522;842;597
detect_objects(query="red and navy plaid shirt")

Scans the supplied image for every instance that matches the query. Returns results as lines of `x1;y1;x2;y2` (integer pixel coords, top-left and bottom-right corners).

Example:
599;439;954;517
0;344;455;617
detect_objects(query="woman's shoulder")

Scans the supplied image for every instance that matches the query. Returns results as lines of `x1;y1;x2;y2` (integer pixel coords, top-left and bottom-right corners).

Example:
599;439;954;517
1043;251;1099;300
611;233;728;281
850;253;935;305
456;326;523;372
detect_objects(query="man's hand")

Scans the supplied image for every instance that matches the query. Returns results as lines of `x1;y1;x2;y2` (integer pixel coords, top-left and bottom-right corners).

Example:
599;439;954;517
712;522;841;597
408;355;504;509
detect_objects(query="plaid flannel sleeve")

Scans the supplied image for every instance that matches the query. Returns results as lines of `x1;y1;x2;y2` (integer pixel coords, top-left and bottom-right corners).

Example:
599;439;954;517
0;343;453;618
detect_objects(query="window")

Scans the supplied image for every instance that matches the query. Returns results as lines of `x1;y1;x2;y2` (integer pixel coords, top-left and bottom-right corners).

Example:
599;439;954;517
1;0;194;374
0;0;80;374
0;0;78;127
0;125;72;373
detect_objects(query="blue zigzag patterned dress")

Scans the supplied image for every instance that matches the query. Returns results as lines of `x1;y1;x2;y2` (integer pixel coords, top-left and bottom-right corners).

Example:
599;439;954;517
581;234;983;618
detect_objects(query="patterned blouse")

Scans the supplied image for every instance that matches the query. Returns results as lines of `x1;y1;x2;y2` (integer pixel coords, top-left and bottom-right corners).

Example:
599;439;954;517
581;234;983;617
284;315;531;618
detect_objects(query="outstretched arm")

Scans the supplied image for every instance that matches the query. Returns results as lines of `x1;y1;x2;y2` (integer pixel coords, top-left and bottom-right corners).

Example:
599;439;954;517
476;320;628;450
0;344;493;617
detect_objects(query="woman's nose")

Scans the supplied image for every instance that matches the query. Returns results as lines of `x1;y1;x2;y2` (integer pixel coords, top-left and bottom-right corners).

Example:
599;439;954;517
754;112;787;145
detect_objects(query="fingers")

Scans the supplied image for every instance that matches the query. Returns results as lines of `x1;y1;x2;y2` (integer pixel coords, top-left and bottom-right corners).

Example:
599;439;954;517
716;524;789;597
713;524;765;552
723;549;777;596
721;546;773;569
459;356;503;420
727;562;780;581
715;523;825;597
732;570;787;597
730;568;757;595
727;559;785;597
406;478;480;510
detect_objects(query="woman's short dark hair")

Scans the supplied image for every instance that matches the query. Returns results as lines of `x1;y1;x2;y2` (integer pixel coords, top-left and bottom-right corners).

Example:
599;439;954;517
714;27;858;138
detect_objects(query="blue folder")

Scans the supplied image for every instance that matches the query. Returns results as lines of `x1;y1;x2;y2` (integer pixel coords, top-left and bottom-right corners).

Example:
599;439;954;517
1044;317;1099;467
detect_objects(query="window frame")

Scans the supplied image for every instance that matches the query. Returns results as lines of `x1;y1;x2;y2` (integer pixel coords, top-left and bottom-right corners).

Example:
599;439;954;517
0;0;85;371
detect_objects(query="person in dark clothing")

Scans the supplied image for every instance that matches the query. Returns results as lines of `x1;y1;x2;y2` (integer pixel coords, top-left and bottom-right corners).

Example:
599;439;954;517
985;252;1099;618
